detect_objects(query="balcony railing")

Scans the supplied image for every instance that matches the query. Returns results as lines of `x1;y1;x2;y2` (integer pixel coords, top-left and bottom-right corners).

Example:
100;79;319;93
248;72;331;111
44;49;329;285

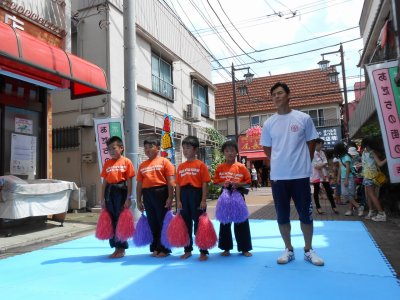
193;98;210;117
152;74;174;101
312;118;341;128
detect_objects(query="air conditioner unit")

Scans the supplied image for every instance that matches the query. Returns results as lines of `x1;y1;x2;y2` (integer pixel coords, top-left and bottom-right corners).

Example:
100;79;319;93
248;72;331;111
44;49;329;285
186;103;201;122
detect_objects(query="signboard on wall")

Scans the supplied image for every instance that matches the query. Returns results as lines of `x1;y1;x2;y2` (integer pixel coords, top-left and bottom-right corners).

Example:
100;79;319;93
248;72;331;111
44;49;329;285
10;133;36;176
366;60;400;183
94;117;124;173
15;117;33;134
160;114;175;165
316;126;342;150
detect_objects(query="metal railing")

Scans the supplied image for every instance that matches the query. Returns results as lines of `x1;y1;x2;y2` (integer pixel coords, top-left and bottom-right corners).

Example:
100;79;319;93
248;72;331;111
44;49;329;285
313;118;341;128
152;74;174;100
193;98;210;117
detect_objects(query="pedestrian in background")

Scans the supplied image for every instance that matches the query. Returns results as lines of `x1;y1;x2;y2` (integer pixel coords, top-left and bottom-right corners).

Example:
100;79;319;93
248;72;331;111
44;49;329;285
261;82;324;266
100;136;135;259
334;142;363;217
176;136;211;261
311;138;338;214
136;136;175;258
361;136;387;222
250;164;258;191
213;140;253;257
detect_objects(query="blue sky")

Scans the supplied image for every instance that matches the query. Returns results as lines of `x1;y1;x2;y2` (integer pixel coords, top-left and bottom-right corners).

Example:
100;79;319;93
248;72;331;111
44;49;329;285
167;0;365;101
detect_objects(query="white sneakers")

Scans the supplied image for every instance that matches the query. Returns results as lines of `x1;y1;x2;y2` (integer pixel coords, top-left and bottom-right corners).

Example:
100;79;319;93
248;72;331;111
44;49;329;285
357;205;364;217
365;210;376;219
277;248;324;266
277;248;295;264
304;249;325;266
371;212;387;222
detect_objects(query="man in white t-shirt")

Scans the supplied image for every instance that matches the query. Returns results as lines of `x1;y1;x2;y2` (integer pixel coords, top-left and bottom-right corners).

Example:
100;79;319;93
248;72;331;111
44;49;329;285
260;82;324;266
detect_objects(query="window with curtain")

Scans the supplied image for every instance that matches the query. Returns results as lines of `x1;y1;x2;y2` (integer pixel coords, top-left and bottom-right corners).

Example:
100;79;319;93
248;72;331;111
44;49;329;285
151;53;174;101
192;80;209;117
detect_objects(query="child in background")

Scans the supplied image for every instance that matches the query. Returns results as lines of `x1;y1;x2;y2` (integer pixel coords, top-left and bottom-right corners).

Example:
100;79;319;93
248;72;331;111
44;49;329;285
250;164;258;191
361;136;387;222
136;136;175;257
100;136;135;258
331;158;343;205
176;136;211;261
213;140;252;257
333;142;363;216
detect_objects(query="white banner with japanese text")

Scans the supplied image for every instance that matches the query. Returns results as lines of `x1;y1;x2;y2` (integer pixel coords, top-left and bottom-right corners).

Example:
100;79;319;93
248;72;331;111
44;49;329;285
366;60;400;183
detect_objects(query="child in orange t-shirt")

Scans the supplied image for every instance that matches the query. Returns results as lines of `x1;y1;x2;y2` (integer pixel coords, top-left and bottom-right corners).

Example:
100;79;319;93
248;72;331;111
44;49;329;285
100;136;135;258
213;140;253;257
176;136;211;261
136;136;175;258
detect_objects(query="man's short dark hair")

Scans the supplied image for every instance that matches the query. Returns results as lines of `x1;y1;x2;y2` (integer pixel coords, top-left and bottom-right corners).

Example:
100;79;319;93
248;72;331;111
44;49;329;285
221;140;238;153
270;82;290;94
144;136;160;147
315;138;325;144
106;136;124;147
182;135;199;148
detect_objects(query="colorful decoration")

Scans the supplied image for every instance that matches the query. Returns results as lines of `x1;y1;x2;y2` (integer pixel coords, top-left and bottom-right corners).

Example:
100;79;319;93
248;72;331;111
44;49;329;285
161;114;175;165
215;189;249;224
95;209;114;240
161;210;174;249
115;208;135;241
246;125;262;137
167;212;190;247
195;212;217;250
133;213;153;246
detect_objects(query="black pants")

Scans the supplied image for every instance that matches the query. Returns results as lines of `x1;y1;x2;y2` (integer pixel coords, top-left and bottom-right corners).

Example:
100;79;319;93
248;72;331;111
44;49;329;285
313;181;336;209
105;183;128;249
218;193;252;252
143;186;171;254
180;186;208;254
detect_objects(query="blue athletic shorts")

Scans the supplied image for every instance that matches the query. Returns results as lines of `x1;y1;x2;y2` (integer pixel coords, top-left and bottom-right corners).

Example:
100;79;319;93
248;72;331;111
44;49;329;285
271;178;313;225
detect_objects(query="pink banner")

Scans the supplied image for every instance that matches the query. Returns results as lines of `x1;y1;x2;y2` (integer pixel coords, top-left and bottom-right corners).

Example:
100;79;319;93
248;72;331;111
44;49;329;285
97;123;111;166
373;69;400;159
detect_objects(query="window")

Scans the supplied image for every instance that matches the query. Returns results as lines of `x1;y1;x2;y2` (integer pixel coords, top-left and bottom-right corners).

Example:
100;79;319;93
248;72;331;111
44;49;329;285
251;116;260;126
52;127;80;150
192;80;209;117
151;53;174;100
304;109;324;127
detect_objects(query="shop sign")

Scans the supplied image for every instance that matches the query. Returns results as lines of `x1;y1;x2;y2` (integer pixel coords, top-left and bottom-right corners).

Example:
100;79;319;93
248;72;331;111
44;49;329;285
15;117;33;134
366;60;400;183
0;0;66;36
316;126;341;150
160;114;175;165
238;133;263;153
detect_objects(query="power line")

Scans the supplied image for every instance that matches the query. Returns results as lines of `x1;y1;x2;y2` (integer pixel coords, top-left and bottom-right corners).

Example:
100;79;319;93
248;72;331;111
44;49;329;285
213;38;362;70
205;0;259;63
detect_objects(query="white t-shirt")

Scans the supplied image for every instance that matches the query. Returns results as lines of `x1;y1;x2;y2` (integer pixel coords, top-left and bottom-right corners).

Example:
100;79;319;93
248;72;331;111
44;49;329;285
260;110;318;180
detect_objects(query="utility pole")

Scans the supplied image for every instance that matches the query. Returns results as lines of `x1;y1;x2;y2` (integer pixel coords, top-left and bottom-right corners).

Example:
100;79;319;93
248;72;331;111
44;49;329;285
339;44;350;143
123;0;140;218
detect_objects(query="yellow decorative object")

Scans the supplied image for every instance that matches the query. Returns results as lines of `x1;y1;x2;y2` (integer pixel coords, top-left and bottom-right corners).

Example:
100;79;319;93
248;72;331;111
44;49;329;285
162;133;173;149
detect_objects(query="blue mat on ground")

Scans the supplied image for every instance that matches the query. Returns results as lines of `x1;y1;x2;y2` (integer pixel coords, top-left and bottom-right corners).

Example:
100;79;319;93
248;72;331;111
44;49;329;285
0;220;399;300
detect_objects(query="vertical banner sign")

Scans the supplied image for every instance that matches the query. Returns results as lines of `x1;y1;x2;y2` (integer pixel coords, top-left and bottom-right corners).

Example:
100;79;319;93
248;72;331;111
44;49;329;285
366;60;400;183
94;117;124;173
160;114;175;165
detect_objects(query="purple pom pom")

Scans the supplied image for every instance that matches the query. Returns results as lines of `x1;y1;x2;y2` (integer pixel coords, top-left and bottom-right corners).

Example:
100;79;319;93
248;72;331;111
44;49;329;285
161;210;174;248
215;189;249;224
133;214;153;247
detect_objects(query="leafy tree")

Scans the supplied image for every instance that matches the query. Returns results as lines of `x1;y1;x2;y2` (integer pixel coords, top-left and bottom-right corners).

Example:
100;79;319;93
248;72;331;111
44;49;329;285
205;128;226;197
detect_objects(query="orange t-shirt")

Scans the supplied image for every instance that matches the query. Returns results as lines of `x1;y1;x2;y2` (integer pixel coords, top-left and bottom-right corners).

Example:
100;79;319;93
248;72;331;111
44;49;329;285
101;156;135;184
137;156;175;188
176;159;211;188
213;162;251;185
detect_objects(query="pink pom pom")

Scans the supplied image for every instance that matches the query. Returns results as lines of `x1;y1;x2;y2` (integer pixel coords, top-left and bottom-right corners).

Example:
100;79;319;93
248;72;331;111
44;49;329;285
95;209;114;240
161;210;174;248
195;213;217;250
167;212;189;247
115;208;135;242
133;214;153;247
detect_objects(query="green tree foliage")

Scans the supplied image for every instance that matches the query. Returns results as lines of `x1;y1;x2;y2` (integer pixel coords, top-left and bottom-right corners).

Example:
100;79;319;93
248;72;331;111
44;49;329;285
205;128;226;197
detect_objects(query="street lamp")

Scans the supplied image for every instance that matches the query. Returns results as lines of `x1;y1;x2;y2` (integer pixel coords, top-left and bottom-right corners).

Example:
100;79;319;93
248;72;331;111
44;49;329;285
231;63;254;145
318;43;349;143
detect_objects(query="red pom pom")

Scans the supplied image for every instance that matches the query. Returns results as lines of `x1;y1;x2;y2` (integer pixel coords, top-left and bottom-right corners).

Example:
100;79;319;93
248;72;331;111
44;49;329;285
116;208;135;242
195;213;217;250
167;212;189;247
95;209;114;240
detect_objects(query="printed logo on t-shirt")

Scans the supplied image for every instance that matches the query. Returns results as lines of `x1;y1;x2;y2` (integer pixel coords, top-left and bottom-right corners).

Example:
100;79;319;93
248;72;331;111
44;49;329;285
290;123;299;132
106;165;127;173
218;171;244;182
141;164;163;174
179;167;200;177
